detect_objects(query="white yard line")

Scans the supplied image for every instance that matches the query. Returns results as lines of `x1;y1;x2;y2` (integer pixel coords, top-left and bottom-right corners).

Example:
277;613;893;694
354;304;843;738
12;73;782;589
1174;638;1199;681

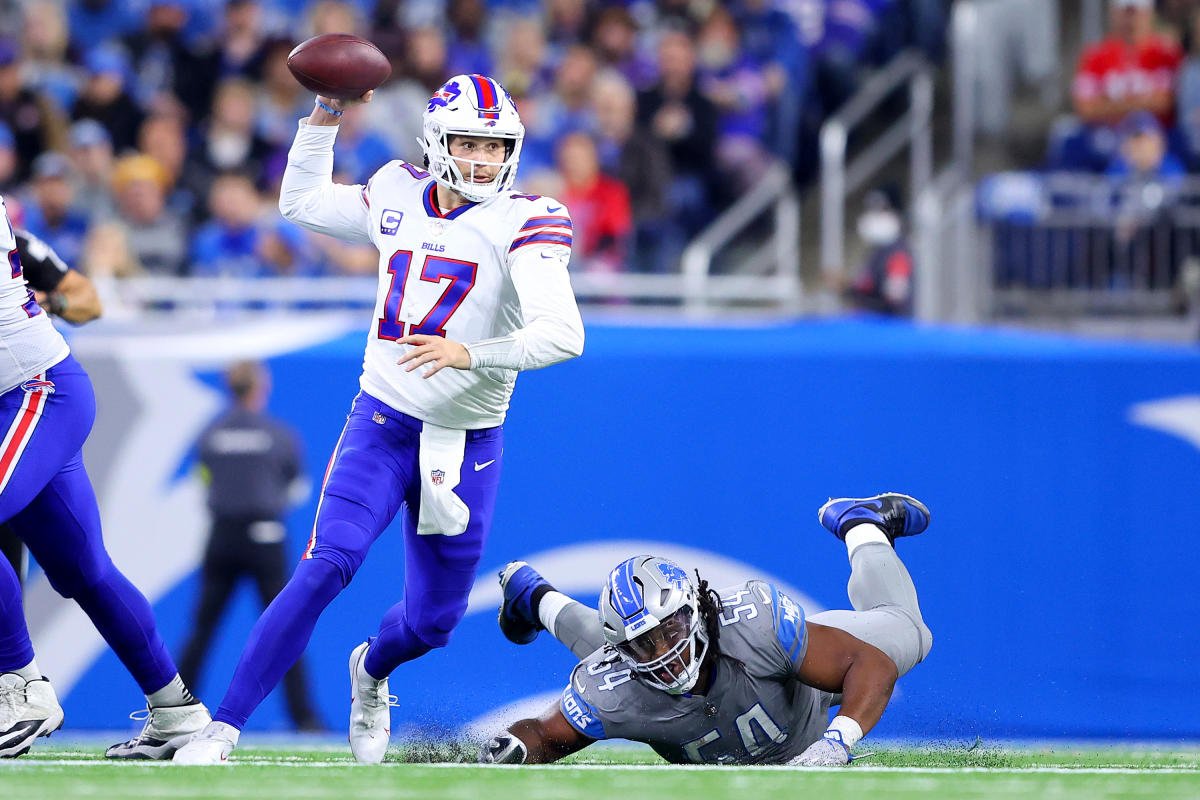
7;759;1200;774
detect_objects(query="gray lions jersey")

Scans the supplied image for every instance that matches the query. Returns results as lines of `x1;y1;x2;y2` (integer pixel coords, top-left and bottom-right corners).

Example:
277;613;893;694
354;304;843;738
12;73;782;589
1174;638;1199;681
560;580;831;765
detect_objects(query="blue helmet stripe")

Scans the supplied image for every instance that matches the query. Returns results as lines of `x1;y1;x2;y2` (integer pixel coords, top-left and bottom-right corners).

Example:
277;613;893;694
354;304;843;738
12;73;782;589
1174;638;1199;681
609;557;644;620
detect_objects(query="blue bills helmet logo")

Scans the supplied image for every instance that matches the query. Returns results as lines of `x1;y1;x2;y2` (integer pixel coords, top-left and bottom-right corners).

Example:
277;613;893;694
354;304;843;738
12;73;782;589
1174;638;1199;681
20;378;55;394
431;469;445;486
427;81;461;113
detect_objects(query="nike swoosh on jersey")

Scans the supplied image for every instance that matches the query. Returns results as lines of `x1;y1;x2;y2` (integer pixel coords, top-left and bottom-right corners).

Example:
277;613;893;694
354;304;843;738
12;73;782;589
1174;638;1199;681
546;205;562;213
474;459;496;471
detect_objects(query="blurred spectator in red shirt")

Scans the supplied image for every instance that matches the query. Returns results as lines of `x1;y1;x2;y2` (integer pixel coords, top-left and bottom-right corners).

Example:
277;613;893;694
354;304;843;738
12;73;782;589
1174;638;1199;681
557;131;632;273
847;188;913;316
1073;0;1182;128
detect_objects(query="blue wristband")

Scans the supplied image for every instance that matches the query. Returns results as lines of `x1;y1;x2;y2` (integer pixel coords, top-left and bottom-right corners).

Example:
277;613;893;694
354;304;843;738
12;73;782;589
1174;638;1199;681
316;99;343;117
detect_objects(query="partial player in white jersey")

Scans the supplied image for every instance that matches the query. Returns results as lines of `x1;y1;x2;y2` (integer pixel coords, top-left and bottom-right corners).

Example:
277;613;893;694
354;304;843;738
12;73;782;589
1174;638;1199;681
177;74;585;765
0;203;210;760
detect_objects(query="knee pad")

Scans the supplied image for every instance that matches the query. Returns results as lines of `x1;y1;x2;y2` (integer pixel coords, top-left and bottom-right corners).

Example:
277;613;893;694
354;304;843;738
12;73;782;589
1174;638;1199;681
306;494;378;586
403;590;469;649
46;552;113;600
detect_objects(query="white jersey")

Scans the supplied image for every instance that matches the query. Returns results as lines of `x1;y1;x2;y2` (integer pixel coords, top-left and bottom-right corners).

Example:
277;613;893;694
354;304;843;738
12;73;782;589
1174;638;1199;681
279;120;584;429
0;201;69;395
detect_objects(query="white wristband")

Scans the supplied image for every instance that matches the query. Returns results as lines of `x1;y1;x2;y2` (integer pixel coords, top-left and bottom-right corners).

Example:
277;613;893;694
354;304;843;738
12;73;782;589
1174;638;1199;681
827;715;864;749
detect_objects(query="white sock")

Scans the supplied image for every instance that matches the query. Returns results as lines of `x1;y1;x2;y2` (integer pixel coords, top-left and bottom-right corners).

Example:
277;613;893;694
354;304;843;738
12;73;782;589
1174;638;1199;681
537;591;575;633
9;658;40;682
147;674;197;708
206;721;241;745
844;523;891;559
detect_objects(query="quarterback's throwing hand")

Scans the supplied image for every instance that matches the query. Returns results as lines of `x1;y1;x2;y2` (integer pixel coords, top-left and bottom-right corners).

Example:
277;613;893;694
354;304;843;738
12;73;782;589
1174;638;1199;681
788;734;852;767
397;334;471;378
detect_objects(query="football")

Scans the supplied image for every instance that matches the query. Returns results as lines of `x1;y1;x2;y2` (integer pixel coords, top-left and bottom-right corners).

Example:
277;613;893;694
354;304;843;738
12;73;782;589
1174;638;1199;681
287;33;391;100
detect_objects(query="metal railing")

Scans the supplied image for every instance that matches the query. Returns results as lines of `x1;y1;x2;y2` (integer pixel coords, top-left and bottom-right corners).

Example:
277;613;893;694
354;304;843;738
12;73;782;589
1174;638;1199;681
678;161;801;313
820;50;935;281
964;173;1200;316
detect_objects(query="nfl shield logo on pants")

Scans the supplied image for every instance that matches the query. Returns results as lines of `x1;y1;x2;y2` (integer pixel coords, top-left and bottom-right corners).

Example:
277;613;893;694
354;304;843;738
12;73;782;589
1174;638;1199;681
430;469;445;486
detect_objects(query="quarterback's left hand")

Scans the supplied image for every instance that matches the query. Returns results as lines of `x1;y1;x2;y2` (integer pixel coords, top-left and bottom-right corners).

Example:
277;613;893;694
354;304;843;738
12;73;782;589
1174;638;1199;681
397;334;471;378
788;734;852;767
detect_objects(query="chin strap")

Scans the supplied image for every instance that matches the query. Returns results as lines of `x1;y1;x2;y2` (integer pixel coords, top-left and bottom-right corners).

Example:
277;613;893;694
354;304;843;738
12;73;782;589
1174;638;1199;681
478;731;528;764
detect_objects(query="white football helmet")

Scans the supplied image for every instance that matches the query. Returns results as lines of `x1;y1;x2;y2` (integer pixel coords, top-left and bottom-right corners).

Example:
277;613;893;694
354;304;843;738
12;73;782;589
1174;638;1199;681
421;74;524;203
599;555;710;695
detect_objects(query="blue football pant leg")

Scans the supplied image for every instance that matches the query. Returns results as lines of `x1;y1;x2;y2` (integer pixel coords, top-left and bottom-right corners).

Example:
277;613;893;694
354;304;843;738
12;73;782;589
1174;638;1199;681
214;398;413;728
0;550;33;671
0;357;93;524
365;427;503;678
11;456;178;694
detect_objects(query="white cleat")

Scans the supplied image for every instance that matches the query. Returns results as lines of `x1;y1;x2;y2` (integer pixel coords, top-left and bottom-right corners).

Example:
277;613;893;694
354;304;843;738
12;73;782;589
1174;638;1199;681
348;641;397;764
106;701;212;760
0;673;64;758
172;721;239;765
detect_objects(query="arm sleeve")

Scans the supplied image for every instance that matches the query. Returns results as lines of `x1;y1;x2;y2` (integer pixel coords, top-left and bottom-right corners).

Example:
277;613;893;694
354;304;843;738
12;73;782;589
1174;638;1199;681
558;667;609;740
278;119;372;245
768;583;809;671
15;230;68;292
464;217;585;371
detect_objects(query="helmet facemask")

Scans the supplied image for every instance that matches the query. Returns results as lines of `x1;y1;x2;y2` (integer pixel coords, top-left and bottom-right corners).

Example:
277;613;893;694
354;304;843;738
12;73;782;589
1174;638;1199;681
614;606;710;695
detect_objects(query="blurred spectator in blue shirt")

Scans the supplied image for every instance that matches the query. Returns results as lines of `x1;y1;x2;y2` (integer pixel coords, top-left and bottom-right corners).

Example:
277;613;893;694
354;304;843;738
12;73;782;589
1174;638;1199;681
520;45;599;174
592;70;672;273
733;0;811;168
67;0;145;56
544;0;589;60
191;171;320;278
590;7;657;92
495;16;555;98
122;0;215;115
1106;111;1187;180
366;27;447;165
331;106;391;185
255;39;312;151
445;0;493;77
23;2;81;114
22;153;89;270
696;8;775;194
67;120;116;220
637;30;719;239
71;45;144;155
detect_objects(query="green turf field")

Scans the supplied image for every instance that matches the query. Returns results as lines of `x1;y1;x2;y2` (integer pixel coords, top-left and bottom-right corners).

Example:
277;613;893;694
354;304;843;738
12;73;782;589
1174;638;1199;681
3;743;1199;800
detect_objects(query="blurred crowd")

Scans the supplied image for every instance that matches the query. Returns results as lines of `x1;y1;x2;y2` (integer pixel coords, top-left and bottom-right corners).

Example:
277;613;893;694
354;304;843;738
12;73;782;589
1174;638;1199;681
0;0;946;280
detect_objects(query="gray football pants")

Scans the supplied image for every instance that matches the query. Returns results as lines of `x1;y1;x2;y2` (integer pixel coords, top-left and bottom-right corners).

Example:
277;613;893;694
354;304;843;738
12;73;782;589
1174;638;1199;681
548;542;932;676
808;542;932;678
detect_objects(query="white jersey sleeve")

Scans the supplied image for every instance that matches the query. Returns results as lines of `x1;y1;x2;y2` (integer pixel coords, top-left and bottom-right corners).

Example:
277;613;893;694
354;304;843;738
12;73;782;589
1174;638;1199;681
278;119;372;244
463;196;584;371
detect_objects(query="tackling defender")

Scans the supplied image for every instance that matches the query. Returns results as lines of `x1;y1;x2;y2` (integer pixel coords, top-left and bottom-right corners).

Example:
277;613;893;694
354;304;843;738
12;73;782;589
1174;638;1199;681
0;210;209;759
482;494;933;766
176;74;584;764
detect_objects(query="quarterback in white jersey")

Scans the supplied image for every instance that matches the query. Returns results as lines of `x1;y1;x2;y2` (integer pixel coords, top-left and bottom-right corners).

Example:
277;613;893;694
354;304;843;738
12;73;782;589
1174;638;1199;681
176;74;585;765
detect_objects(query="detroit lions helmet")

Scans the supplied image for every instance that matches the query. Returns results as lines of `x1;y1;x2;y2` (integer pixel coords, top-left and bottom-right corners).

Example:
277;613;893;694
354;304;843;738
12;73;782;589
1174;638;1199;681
421;74;524;203
599;556;710;694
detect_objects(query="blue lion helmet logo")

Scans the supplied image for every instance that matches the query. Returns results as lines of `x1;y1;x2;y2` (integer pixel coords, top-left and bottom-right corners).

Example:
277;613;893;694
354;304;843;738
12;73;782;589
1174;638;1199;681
657;561;689;591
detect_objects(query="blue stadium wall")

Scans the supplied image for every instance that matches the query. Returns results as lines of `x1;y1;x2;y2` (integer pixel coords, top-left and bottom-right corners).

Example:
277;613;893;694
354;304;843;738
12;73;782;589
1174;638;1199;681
46;317;1200;742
